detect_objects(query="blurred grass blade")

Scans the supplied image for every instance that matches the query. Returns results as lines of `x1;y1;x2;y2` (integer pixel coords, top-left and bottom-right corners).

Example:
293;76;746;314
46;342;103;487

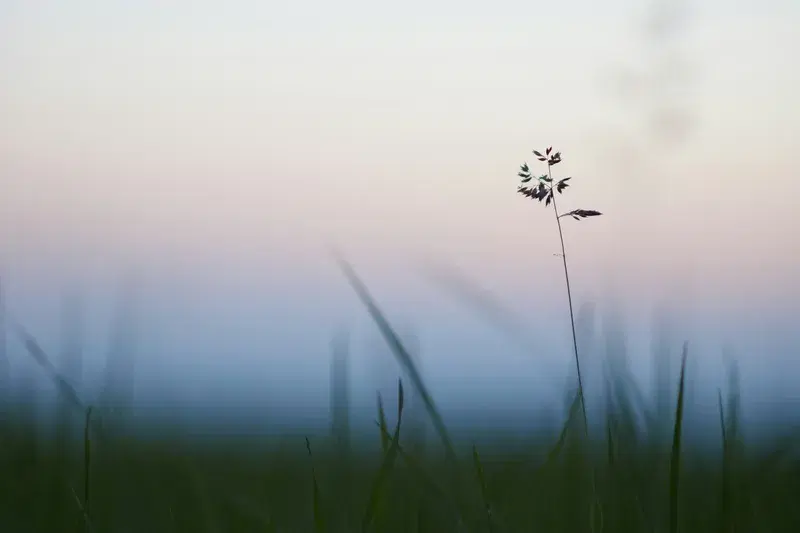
718;389;728;445
335;255;458;465
16;321;232;533
472;445;494;533
14;320;259;532
362;380;405;532
621;370;657;436
723;350;740;447
606;419;616;468
377;393;390;454
224;493;278;532
305;437;326;533
330;330;351;461
547;389;581;466
421;261;533;350
669;341;688;533
83;406;93;526
182;458;224;533
718;389;731;533
70;486;95;533
747;431;799;491
15;324;85;410
373;420;463;524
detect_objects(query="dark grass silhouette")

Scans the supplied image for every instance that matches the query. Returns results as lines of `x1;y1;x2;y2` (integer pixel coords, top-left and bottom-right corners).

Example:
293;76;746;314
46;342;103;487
517;147;602;445
0;284;798;532
0;290;798;531
518;147;604;530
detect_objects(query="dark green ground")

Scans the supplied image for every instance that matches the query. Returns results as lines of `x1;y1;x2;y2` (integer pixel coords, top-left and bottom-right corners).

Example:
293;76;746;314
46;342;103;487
1;398;797;533
1;271;797;531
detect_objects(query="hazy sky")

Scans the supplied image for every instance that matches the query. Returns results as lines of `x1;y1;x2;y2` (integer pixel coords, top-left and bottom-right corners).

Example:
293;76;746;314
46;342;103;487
0;1;798;428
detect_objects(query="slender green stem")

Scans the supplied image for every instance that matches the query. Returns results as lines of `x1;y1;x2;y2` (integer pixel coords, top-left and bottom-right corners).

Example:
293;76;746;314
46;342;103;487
548;164;600;532
547;165;590;441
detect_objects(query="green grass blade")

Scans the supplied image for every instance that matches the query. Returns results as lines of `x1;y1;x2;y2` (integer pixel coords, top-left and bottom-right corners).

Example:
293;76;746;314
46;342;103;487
718;389;731;533
669;341;688;533
604;371;616;468
70;486;95;533
606;419;616;468
83;406;93;525
724;353;740;447
222;492;278;532
15;324;85;411
373;420;465;525
305;437;326;533
14;325;114;447
335;256;458;465
749;431;799;488
494;386;580;479
472;445;494;533
377;393;390;454
173;453;225;533
15;322;251;532
362;380;405;532
547;389;581;466
718;389;728;445
622;370;658;438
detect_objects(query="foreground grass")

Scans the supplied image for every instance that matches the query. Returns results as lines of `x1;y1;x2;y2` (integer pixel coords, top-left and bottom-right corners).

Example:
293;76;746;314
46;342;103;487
0;407;798;533
1;265;798;532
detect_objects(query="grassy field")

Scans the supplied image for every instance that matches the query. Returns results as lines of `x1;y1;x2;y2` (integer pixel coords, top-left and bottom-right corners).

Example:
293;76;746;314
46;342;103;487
0;389;797;533
1;348;798;531
0;270;798;532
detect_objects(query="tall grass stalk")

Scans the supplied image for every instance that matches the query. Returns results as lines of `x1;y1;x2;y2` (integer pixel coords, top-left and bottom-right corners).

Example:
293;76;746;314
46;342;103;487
550;167;590;440
517;148;602;443
70;406;94;532
669;342;689;533
518;148;604;530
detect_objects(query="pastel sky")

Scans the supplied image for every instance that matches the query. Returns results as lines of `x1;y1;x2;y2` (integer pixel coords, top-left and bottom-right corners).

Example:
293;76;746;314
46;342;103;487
0;0;798;430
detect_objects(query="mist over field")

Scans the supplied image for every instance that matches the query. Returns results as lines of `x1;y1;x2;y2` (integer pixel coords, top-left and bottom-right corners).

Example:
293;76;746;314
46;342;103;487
2;2;800;532
0;0;798;440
